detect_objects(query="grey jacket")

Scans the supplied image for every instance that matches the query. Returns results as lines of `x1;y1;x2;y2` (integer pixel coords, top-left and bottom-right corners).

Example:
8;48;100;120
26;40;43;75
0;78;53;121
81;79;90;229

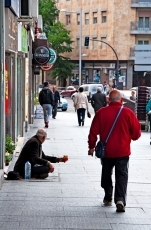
91;92;107;112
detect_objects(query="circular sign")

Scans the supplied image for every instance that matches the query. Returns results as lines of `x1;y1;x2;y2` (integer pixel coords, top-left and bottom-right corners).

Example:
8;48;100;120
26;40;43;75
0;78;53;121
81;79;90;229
41;64;54;71
48;48;57;64
33;46;51;65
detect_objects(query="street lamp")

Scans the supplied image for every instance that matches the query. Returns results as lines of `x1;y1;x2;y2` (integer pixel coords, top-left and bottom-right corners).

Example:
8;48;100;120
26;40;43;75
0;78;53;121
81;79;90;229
60;8;82;86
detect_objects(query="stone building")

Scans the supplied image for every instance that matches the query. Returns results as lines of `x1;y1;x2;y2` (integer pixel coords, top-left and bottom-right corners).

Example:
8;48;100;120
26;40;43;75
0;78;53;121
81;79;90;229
57;0;151;89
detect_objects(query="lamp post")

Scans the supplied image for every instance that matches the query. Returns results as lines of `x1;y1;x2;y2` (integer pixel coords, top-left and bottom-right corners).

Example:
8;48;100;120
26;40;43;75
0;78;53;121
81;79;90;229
61;8;82;86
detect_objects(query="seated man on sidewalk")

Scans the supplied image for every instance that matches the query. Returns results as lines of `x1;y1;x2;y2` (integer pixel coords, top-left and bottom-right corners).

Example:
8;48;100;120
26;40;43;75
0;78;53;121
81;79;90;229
14;128;68;179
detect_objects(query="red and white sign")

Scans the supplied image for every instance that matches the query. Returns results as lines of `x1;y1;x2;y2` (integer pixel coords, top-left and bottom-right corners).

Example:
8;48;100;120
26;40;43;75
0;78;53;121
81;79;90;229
41;64;54;71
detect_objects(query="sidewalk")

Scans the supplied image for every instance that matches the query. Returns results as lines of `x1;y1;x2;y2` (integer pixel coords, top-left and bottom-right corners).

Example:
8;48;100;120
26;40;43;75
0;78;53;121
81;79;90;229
0;100;151;230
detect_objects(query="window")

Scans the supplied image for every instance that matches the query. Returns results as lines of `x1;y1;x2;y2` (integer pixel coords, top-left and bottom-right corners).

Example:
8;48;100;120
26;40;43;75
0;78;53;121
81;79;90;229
93;12;97;24
66;15;70;25
138;40;149;45
138;17;149;30
102;11;106;23
138;40;149;52
85;13;89;25
92;38;98;49
77;14;80;25
66;43;70;48
101;37;106;49
77;38;80;48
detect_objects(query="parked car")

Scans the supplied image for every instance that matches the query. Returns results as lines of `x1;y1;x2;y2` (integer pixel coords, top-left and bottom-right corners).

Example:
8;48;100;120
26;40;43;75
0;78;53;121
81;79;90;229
60;86;77;97
57;96;68;111
71;83;105;101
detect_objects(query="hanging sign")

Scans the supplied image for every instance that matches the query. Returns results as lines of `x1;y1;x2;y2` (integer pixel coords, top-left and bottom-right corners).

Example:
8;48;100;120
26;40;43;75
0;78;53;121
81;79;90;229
48;48;57;64
33;46;51;65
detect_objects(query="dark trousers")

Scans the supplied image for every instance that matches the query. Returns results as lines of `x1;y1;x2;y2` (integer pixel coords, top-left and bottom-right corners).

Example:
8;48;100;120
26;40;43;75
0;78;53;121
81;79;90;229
18;165;49;179
101;156;129;206
31;165;49;179
52;103;58;118
77;108;86;125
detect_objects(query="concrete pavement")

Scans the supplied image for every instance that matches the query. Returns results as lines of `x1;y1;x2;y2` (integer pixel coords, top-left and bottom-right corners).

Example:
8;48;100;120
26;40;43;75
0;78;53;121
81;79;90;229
1;99;151;230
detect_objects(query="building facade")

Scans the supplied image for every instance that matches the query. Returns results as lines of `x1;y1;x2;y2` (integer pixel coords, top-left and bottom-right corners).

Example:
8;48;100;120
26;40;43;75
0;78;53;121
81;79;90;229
57;0;151;89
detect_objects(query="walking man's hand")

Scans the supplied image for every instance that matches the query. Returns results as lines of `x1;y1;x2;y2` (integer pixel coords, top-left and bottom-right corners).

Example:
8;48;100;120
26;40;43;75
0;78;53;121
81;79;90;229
88;149;94;156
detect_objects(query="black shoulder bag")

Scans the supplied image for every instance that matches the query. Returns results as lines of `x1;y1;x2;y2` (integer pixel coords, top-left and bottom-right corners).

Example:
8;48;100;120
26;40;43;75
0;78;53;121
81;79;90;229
95;106;123;159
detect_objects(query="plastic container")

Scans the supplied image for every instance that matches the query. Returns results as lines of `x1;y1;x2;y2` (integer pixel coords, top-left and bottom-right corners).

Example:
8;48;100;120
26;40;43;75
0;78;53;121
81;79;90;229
24;161;31;180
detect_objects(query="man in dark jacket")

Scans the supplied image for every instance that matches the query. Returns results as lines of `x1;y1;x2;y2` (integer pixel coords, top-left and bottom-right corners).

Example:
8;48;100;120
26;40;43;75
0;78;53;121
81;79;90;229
14;128;68;179
91;87;107;113
52;86;60;119
88;90;141;212
39;82;54;128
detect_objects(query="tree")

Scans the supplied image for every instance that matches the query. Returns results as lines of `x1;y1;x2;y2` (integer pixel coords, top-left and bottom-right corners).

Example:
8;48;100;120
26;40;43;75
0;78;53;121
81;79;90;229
39;0;75;83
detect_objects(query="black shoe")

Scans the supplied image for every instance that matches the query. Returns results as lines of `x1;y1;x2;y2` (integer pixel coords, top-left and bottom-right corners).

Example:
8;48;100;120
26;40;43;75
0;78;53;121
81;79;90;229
116;201;125;212
103;199;112;206
79;123;81;126
82;121;84;126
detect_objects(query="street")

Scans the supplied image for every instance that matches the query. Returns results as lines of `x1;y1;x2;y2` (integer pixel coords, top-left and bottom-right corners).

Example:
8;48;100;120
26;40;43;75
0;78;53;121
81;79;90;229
1;98;151;230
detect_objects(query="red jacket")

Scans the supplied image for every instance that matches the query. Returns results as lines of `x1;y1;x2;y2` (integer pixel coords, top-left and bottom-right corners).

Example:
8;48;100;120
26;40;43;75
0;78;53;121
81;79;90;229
88;102;141;158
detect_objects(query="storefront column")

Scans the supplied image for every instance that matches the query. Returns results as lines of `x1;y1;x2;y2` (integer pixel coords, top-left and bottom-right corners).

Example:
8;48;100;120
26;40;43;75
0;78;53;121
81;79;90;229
0;0;5;172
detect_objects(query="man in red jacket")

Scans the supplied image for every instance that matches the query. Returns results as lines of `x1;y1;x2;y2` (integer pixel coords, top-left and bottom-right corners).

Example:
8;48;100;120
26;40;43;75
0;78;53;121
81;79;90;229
88;89;141;212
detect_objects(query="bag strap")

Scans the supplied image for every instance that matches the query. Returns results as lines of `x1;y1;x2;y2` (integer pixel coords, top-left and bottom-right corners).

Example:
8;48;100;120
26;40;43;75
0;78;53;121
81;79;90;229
105;106;123;144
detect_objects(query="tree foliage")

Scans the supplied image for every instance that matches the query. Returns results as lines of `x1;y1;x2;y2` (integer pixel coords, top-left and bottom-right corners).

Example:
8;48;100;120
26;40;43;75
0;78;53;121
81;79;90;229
39;0;75;80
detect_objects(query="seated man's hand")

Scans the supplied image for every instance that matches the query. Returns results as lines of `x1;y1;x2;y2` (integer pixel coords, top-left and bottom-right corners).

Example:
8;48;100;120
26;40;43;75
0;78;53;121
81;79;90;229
48;163;54;173
59;155;68;163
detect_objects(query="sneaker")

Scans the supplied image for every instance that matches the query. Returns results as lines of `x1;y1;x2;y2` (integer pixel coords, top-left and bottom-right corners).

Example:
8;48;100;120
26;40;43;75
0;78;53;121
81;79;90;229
116;201;125;212
103;199;112;206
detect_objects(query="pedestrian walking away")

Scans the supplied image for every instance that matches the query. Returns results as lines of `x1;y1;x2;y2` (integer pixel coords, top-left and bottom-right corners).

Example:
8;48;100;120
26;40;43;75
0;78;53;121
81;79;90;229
74;87;89;126
91;87;107;113
39;81;54;128
14;128;68;179
88;89;141;212
146;98;151;142
52;86;60;119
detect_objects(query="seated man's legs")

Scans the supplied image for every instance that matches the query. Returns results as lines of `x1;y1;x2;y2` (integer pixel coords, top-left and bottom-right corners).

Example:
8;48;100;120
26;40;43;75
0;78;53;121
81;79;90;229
31;165;50;179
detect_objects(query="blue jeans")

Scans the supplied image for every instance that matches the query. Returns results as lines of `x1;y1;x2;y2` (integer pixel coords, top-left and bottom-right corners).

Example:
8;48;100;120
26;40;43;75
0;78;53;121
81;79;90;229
77;108;86;125
42;104;52;122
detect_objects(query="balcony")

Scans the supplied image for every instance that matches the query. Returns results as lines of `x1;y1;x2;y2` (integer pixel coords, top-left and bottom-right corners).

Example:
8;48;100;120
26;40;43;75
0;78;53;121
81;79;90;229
130;21;151;34
131;0;151;7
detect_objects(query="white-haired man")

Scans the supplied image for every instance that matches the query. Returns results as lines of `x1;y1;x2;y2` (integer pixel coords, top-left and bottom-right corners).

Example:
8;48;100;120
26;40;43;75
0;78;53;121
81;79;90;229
91;87;107;113
14;128;68;179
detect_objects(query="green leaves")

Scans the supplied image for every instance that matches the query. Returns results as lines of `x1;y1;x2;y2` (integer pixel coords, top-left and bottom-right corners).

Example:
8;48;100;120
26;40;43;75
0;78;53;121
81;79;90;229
39;0;75;81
